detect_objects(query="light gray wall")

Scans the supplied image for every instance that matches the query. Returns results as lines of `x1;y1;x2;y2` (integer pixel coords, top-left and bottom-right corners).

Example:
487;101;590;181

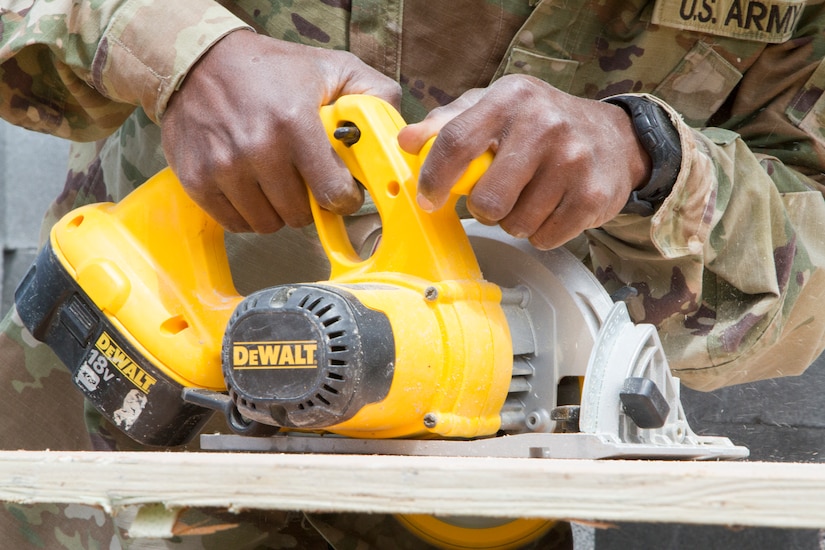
1;120;70;312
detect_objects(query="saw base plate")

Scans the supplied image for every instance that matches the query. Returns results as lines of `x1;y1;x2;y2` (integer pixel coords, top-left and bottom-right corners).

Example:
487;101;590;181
200;432;748;460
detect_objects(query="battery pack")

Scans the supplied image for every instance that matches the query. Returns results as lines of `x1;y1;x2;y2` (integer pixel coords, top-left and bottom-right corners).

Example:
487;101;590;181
14;242;213;446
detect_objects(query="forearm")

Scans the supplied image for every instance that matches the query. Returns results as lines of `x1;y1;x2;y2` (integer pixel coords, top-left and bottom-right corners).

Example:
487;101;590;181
0;0;248;140
591;104;825;391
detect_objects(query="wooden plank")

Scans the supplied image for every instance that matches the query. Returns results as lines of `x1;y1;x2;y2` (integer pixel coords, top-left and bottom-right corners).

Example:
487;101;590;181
0;450;824;529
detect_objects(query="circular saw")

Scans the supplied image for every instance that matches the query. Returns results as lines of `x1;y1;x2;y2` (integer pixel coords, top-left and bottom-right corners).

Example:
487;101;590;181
15;94;747;550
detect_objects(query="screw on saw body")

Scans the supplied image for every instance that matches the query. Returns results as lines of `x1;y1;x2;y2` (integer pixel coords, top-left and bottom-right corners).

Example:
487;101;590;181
424;287;439;301
333;124;361;146
525;409;552;432
423;413;438;429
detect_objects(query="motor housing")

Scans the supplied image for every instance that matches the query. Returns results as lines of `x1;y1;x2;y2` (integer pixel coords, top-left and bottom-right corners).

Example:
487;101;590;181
223;284;395;429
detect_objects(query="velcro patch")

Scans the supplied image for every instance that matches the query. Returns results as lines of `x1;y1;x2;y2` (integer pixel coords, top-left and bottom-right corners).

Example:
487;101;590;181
652;0;806;43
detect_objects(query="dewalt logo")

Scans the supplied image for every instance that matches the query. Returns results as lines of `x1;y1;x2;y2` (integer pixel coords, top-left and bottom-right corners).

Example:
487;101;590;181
233;341;318;369
95;332;158;393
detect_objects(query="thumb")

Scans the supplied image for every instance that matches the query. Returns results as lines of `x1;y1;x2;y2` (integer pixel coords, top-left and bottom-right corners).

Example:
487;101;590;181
398;113;460;212
338;61;403;110
398;116;445;154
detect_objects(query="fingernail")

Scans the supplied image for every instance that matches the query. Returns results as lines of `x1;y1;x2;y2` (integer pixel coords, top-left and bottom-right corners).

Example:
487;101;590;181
417;193;435;212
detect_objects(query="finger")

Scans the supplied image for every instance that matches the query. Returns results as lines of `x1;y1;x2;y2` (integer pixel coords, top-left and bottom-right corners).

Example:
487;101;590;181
464;147;542;225
417;116;495;212
514;161;621;249
218;171;286;233
190;184;255;234
292;115;364;215
526;197;590;251
331;51;403;109
211;193;265;234
344;69;403;109
496;166;564;241
203;197;253;233
399;89;486;154
256;161;315;228
169;161;254;234
195;136;283;233
398;108;460;154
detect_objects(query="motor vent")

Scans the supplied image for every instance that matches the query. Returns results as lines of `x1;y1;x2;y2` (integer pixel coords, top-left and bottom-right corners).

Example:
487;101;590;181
222;284;395;429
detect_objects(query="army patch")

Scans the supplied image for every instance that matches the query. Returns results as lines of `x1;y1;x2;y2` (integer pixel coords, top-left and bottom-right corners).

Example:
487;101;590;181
652;0;806;43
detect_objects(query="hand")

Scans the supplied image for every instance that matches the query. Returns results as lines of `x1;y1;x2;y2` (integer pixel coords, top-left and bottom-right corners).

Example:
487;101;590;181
398;75;652;250
161;30;401;233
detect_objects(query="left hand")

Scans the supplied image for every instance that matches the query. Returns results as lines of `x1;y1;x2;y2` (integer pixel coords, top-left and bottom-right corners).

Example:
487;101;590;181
161;31;401;234
397;75;652;250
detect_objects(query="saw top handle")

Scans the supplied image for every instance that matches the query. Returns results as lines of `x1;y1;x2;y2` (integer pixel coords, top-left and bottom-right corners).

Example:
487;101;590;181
316;95;493;283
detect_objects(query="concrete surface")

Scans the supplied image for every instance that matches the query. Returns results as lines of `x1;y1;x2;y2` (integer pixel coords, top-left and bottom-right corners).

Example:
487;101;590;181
0;120;68;312
2;118;825;549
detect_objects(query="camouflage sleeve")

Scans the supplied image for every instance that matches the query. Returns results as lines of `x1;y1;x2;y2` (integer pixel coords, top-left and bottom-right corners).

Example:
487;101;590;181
0;0;249;141
590;85;825;391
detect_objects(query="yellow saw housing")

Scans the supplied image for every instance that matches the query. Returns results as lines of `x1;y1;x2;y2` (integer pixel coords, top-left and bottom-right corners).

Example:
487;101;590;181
223;95;511;438
23;95;511;443
305;96;510;438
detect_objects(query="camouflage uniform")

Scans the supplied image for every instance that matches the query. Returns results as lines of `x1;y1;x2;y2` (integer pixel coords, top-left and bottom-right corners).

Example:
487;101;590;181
1;0;825;547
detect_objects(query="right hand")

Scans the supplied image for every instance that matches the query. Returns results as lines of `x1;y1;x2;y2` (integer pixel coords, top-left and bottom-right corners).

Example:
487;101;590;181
398;75;651;250
161;30;401;233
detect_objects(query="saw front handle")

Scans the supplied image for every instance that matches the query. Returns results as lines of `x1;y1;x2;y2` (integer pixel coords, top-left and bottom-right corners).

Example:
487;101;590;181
316;95;493;282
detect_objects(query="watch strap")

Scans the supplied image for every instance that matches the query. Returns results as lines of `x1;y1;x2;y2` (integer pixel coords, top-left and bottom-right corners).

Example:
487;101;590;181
603;95;682;217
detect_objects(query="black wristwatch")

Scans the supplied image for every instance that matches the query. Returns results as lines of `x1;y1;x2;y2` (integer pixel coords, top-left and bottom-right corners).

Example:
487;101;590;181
603;95;682;217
